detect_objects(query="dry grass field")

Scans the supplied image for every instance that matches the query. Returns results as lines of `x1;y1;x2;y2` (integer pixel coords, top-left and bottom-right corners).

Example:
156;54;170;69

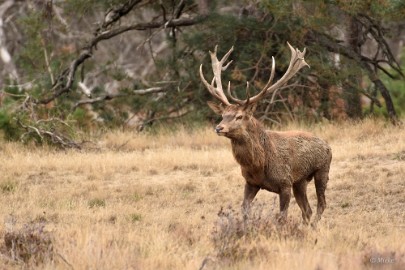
0;119;404;269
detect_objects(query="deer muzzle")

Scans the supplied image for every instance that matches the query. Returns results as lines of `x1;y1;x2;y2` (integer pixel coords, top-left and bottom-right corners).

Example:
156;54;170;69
215;125;226;135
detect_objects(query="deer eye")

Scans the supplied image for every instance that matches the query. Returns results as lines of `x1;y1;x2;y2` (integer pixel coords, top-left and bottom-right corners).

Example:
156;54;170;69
236;115;243;120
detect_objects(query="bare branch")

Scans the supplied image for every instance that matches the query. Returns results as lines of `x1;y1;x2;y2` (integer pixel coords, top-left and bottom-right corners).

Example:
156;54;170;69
17;119;81;150
73;87;167;110
174;0;186;18
142;109;190;126
78;82;92;97
38;49;92;104
95;0;143;35
41;38;54;85
355;14;404;78
37;6;205;105
90;16;205;49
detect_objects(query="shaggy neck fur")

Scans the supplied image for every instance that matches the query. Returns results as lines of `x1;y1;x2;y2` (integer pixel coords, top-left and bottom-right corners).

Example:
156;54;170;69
230;117;270;170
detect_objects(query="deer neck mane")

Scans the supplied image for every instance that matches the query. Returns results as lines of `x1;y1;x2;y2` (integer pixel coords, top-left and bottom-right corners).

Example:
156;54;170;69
230;117;268;169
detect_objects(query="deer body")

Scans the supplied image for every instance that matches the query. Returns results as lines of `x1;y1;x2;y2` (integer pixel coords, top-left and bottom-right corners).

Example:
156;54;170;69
200;44;332;223
233;122;331;193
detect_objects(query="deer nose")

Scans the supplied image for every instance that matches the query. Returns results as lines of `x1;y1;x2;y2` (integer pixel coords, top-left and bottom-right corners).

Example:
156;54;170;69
215;126;224;133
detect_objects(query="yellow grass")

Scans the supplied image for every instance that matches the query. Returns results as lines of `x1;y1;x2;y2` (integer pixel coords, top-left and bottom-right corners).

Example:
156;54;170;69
0;119;404;269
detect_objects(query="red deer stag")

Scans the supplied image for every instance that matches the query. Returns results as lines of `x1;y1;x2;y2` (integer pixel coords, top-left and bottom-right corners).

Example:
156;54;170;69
200;43;332;224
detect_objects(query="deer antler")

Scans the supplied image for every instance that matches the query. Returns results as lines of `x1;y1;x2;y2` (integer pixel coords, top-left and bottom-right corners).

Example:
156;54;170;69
199;45;233;106
200;42;308;106
247;42;309;104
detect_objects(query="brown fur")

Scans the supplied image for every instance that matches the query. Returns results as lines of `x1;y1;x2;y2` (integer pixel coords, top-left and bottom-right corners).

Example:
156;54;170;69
210;103;332;224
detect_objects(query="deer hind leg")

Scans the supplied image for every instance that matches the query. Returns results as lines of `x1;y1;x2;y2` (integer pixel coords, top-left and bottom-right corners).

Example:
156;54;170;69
313;169;329;223
242;183;260;220
293;180;312;224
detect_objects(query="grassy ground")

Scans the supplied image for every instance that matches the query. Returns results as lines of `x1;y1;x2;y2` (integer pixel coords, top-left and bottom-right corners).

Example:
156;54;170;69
0;119;404;269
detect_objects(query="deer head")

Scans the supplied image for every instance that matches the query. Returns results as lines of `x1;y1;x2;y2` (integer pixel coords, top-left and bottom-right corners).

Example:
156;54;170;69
200;43;309;138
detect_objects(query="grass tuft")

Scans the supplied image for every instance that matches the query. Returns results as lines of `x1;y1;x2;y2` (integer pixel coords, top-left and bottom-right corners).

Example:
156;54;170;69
88;198;106;208
0;181;18;193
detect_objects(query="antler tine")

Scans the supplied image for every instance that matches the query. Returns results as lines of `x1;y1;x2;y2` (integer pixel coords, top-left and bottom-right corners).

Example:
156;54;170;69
267;42;308;89
248;42;309;104
199;45;236;106
263;56;276;91
210;46;233;94
220;46;234;70
227;81;244;105
199;64;231;105
200;43;308;106
246;81;251;103
245;56;275;104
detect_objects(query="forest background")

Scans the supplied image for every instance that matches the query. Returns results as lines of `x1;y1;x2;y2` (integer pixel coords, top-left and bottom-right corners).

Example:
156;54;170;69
0;0;404;147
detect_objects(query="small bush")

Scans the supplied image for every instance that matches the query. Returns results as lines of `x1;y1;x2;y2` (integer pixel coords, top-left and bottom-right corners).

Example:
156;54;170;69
0;109;21;141
211;205;307;263
0;222;54;266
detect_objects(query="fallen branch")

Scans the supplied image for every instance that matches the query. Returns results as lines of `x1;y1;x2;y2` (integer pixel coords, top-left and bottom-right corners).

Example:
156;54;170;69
17;119;81;149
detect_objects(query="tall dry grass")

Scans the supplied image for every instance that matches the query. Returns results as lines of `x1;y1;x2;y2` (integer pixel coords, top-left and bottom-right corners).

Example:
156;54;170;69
0;118;404;269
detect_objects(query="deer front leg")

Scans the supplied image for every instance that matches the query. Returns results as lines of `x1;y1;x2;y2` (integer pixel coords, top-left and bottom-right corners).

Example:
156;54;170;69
278;187;292;222
242;183;260;220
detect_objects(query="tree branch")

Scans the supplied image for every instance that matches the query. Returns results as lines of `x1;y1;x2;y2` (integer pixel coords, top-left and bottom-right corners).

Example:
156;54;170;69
95;0;143;35
37;0;206;105
72;86;167;110
355;14;404;78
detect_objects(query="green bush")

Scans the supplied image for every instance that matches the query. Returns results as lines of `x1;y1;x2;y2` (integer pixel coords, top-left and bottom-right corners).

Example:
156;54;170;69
0;110;21;140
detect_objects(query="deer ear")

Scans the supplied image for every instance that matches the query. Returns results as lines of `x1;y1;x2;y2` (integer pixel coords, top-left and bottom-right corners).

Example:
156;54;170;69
207;101;224;115
243;102;257;115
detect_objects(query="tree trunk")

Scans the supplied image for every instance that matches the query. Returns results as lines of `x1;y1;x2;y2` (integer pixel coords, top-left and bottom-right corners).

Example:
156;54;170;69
318;79;331;120
373;79;399;125
344;17;362;119
0;0;19;84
